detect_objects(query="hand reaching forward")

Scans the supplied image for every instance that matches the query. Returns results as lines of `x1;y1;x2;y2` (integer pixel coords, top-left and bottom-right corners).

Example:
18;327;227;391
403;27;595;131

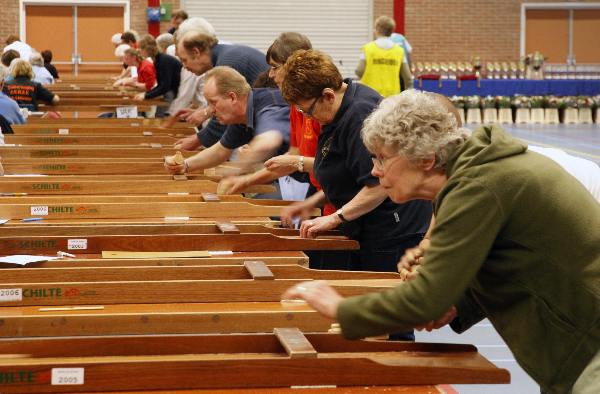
281;280;343;319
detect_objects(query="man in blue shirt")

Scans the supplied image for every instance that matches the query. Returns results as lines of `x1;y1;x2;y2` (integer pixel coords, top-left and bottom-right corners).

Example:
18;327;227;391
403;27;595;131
165;66;289;175
0;66;25;127
173;31;269;151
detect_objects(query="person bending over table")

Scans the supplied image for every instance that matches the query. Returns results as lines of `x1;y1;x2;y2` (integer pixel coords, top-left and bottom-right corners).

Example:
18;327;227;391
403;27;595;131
164;66;289;175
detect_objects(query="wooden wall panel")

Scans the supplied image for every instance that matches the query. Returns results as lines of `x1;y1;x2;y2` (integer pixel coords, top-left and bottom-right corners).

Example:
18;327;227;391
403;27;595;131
573;9;600;63
25;5;73;62
525;9;569;63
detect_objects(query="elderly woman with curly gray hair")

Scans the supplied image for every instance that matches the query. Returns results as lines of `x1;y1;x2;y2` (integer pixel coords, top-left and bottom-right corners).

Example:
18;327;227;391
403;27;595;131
283;90;600;394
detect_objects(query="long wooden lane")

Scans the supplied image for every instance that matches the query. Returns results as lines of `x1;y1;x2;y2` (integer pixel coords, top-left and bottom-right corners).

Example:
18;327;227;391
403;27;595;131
0;233;357;254
0;333;509;393
0;179;274;194
0;302;330;337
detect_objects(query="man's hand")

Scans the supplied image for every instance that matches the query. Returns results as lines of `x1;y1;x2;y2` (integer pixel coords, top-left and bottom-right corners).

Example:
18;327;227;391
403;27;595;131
415;306;457;332
173;108;194;120
281;280;343;320
164;154;187;175
218;175;250;195
185;107;210;126
174;135;201;151
133;92;145;101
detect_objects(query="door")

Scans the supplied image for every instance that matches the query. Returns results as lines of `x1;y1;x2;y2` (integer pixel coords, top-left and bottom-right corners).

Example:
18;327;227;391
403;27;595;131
525;9;569;64
25;5;74;76
25;4;125;76
77;6;125;74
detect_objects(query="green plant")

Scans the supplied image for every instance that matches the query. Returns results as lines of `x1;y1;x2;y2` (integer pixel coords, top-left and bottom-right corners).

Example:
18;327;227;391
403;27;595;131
511;96;530;109
496;96;511;109
465;95;481;109
529;96;546;109
482;95;496;109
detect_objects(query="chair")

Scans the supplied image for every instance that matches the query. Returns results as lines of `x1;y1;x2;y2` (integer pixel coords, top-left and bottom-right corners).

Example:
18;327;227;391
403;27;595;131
563;108;579;124
483;108;498;124
530;108;544;124
515;108;530;124
578;108;593;124
466;108;482;124
498;108;513;124
544;108;560;124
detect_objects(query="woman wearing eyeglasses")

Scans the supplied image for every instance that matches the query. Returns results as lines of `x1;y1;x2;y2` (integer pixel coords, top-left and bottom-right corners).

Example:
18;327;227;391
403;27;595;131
218;34;338;220
280;49;432;277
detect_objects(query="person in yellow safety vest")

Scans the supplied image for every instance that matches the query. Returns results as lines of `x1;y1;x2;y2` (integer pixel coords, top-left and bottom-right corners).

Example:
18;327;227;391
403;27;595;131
355;16;412;97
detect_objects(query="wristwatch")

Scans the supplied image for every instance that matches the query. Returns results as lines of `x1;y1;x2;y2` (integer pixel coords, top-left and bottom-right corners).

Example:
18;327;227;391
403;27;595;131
336;208;348;223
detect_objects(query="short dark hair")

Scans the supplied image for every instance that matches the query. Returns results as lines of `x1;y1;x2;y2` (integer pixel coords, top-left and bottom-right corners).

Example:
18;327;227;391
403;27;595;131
172;10;188;21
252;70;278;89
266;32;312;65
41;50;53;64
1;49;20;67
121;31;137;44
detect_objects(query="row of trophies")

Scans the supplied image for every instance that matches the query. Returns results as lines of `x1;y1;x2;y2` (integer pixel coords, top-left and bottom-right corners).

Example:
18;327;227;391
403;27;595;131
412;60;530;80
413;53;600;80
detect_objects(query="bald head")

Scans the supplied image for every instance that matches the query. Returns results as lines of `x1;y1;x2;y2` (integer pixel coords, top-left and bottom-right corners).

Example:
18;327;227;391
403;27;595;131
427;92;463;127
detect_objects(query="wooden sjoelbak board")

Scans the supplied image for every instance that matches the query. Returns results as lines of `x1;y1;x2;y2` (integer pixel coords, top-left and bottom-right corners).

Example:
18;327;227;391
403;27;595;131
0;302;331;337
0;223;333;237
0;263;399;284
0;332;510;392
8;251;309;268
0;180;275;195
0;233;356;254
0;202;313;220
4;135;178;146
0;278;397;306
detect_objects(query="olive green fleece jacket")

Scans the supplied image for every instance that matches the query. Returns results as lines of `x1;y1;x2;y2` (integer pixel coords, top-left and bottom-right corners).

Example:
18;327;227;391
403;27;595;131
337;125;600;394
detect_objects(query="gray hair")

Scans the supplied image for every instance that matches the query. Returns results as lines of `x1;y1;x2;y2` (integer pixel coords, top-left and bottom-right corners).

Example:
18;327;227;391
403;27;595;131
156;33;174;52
361;90;471;169
29;52;44;67
175;17;216;43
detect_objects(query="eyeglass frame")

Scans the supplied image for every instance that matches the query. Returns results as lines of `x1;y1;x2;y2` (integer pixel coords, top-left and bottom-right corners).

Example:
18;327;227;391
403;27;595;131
296;96;320;117
371;154;402;172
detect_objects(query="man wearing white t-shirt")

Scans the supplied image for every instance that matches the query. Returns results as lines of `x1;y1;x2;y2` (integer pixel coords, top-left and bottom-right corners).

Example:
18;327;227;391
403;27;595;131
3;35;33;63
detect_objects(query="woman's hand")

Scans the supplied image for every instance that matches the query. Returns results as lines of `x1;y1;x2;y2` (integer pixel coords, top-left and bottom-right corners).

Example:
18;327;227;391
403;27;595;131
280;201;313;228
398;238;430;281
281;280;343;319
299;214;341;238
265;155;298;173
415;306;457;332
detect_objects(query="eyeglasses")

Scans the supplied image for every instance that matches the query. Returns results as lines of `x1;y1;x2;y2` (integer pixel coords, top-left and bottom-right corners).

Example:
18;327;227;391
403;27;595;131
296;96;320;117
371;155;401;172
